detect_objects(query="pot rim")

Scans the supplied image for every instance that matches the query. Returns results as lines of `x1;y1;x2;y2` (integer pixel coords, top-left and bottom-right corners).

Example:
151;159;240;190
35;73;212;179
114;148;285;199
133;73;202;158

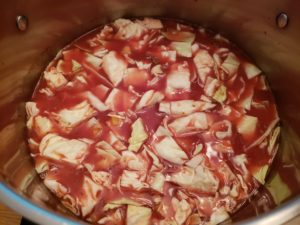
0;183;299;225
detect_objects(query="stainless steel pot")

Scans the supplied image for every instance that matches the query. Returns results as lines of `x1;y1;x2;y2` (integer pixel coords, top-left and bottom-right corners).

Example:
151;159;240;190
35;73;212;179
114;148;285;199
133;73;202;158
0;0;299;224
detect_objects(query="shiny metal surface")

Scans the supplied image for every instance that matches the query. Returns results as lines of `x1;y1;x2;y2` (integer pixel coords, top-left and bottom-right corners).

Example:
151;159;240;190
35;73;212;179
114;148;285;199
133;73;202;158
16;15;28;32
276;13;289;29
0;0;299;224
236;197;300;225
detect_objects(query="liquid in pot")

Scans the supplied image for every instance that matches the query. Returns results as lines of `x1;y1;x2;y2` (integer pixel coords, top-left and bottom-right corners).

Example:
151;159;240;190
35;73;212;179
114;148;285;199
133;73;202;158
25;18;280;225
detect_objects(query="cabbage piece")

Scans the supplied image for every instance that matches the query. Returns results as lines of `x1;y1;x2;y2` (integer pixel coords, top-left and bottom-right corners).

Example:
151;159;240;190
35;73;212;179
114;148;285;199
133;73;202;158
162;31;195;43
193;50;215;83
154;126;173;137
71;59;82;72
172;198;192;225
157;198;172;218
103;51;128;86
268;126;280;154
151;64;164;77
244;62;262;79
114;19;147;40
56;59;69;74
34;157;49;174
32;115;53;137
246;117;279;150
191;43;200;54
159;100;215;116
211;141;233;154
65;76;87;88
256;76;268;90
75;75;87;84
161;50;177;62
168;112;208;135
236;115;258;140
209;207;230;225
158;219;177;225
98;208;123;225
123;68;149;88
109;198;142;206
62;194;80;216
168;164;219;193
83;91;109;112
214;34;230;43
80;176;102;216
44;68;68;89
186;214;202;225
97;147;121;160
128;118;148;152
211;161;242;198
105;88;138;112
88;170;112;187
96;25;113;40
170;42;192;58
135;60;151;69
200;95;213;103
193;144;203;155
221;52;240;76
204;77;222;98
106;115;131;142
44;178;67;198
85;53;102;68
39;87;54;97
266;173;292;205
213;85;227;103
121;151;148;171
178;166;219;192
253;165;269;184
153;136;188;165
212;120;232;140
54;101;96;131
126;205;152;225
232;154;249;175
92;84;110;101
138;18;163;29
106;131;127;151
93;147;121;170
86;117;103;137
237;88;254;110
39;133;90;164
27;116;34;130
28;138;39;152
96;140;118;152
195;196;216;217
147;172;165;193
166;63;191;95
120;170;148;190
103;203;122;212
236;174;249;194
145;147;163;169
136;90;165;110
185;154;204;168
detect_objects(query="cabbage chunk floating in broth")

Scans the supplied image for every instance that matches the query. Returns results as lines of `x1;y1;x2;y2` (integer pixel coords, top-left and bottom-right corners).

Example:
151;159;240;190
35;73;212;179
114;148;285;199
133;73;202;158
26;17;280;225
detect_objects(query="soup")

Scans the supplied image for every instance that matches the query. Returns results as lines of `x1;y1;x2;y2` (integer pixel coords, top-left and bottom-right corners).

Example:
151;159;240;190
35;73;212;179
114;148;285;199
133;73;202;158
25;18;280;225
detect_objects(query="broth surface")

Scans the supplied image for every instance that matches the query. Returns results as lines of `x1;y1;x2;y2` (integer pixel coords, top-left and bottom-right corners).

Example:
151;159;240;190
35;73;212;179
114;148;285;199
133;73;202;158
26;18;280;225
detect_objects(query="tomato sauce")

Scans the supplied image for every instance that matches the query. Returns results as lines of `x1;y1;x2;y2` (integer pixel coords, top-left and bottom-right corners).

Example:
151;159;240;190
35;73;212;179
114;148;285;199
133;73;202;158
26;18;280;224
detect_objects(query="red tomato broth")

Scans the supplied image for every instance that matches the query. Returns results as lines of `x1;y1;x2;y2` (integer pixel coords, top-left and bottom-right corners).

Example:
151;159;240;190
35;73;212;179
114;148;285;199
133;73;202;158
26;18;280;224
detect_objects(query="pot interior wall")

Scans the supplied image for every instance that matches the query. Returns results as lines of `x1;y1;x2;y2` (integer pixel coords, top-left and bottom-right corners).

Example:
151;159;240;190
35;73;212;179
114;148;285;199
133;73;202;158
0;0;300;224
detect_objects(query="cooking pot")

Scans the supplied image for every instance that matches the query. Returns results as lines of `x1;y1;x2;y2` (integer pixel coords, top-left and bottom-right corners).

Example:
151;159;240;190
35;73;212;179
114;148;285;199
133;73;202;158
0;0;299;224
